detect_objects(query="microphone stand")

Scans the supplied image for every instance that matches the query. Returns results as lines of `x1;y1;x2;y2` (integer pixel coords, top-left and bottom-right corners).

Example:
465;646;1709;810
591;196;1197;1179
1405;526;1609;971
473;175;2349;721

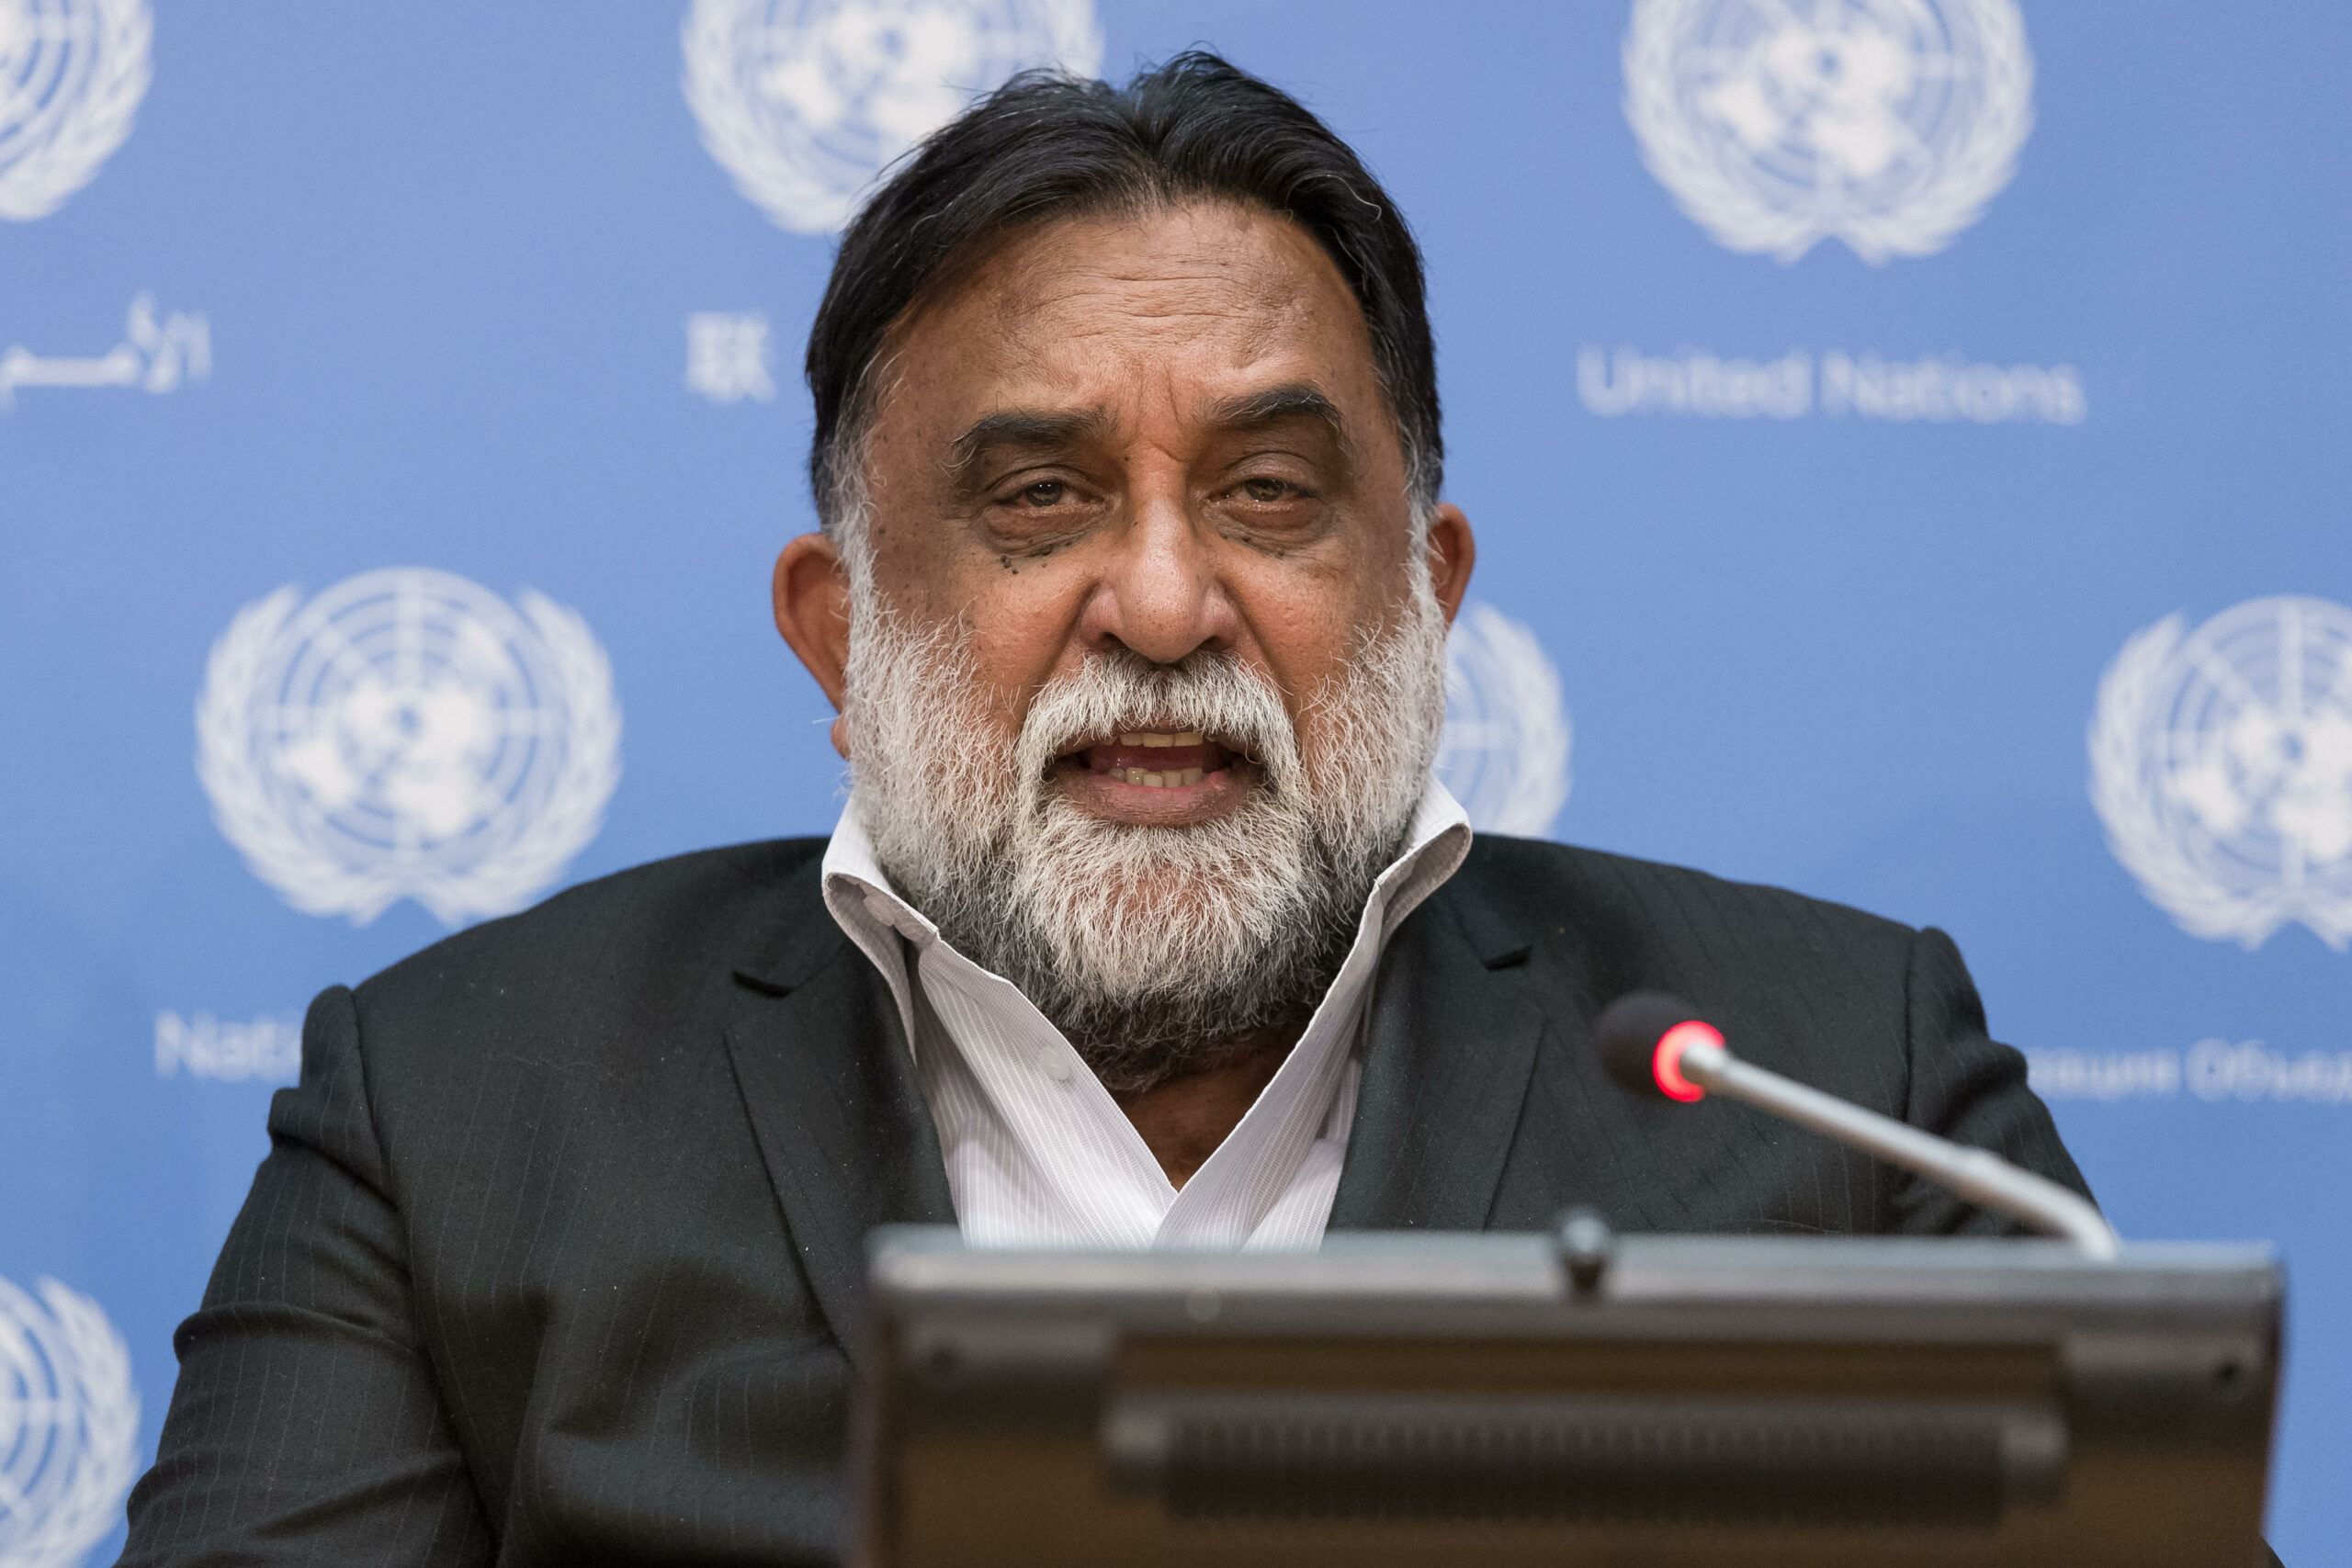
1669;1032;2120;1259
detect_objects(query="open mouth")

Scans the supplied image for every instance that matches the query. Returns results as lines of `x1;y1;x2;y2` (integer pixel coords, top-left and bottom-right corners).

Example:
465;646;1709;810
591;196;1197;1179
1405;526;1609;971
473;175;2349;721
1055;729;1251;790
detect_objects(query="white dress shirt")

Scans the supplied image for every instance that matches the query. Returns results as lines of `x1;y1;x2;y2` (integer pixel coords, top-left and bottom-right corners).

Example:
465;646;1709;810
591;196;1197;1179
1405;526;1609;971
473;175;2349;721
820;784;1472;1250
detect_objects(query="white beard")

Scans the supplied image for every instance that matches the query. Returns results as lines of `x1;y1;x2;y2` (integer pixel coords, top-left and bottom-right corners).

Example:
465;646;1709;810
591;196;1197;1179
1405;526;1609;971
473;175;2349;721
843;571;1448;1093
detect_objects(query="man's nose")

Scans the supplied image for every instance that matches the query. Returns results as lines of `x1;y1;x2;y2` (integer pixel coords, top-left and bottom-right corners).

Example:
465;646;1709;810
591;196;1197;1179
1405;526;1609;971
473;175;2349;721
1078;489;1238;664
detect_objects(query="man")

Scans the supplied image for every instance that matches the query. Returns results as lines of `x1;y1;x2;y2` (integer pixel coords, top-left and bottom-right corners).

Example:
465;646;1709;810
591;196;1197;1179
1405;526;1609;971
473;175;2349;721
119;54;2088;1566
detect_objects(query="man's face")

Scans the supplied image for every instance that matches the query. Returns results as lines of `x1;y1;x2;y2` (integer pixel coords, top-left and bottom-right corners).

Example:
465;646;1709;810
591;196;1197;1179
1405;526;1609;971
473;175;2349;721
775;198;1474;1083
832;197;1468;818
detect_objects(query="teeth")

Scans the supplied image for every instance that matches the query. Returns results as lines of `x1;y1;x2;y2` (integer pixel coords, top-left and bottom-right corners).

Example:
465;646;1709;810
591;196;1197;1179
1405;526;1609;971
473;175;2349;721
1177;767;1203;785
1118;765;1206;789
1173;731;1203;746
1115;731;1208;749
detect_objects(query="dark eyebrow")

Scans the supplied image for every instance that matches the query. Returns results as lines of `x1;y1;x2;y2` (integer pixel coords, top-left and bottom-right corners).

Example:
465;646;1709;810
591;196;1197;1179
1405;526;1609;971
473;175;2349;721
947;406;1113;473
1202;382;1348;439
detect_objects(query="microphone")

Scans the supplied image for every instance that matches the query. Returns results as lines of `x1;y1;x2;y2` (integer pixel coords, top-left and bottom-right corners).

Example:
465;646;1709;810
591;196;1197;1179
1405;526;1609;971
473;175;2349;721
1593;990;2120;1260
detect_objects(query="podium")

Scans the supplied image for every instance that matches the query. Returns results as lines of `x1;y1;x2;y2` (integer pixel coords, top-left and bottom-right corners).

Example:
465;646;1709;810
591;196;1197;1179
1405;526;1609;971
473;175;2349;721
851;1225;2279;1567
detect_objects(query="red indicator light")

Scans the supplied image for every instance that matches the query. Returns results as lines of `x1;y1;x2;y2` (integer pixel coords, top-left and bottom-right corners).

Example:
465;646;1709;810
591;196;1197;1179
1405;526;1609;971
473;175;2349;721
1653;1021;1719;1102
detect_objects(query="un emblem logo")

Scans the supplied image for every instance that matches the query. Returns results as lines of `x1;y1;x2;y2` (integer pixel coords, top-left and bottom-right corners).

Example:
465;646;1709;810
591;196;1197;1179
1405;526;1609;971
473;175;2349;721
1436;603;1573;838
683;0;1100;233
0;1276;138;1568
1623;0;2033;263
0;0;150;221
197;569;623;928
2090;596;2352;951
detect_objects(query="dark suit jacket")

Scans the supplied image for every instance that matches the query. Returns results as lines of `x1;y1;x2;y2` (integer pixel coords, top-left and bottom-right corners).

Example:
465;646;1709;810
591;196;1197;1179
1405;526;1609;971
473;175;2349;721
119;835;2090;1566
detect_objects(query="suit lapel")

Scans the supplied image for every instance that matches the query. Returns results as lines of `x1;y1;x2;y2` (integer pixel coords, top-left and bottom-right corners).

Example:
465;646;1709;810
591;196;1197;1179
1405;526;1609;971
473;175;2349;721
722;867;954;1356
1340;851;1757;1239
1329;889;1548;1231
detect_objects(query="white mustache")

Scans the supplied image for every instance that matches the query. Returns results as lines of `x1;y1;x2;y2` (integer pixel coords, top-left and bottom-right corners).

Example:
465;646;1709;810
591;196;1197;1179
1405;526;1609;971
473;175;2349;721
1016;650;1304;804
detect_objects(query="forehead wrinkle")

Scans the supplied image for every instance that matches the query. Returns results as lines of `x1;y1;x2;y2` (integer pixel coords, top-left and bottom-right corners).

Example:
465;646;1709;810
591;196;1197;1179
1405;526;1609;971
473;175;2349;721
922;203;1352;360
1024;282;1298;340
990;241;1321;337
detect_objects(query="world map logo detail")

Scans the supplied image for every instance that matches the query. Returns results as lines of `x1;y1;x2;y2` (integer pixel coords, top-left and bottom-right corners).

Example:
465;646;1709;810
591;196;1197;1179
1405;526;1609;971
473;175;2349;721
2090;596;2352;951
197;569;623;928
1623;0;2033;263
0;1275;137;1568
1436;603;1573;838
0;0;149;221
683;0;1100;233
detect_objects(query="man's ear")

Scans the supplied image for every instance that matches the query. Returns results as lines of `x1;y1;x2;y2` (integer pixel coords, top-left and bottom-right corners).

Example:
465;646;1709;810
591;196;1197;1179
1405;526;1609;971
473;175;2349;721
773;534;853;754
1424;502;1476;625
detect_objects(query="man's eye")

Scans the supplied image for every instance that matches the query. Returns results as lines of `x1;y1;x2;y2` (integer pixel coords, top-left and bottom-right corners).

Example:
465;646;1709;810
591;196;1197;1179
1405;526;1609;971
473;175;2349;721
1239;478;1295;502
1017;479;1069;507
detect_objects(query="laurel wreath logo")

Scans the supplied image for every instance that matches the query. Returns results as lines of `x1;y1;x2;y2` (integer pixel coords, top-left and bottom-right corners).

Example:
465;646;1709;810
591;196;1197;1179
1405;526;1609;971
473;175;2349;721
0;1276;139;1568
682;0;1100;234
196;571;622;928
2089;601;2352;952
1437;602;1574;838
1623;0;2032;263
0;0;152;222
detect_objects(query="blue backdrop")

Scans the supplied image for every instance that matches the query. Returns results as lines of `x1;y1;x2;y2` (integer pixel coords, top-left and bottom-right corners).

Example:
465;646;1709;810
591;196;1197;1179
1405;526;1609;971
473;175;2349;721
3;3;2346;1561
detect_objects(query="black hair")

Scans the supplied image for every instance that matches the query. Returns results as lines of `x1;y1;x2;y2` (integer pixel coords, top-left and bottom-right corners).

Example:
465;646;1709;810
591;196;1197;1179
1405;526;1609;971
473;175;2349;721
804;51;1441;526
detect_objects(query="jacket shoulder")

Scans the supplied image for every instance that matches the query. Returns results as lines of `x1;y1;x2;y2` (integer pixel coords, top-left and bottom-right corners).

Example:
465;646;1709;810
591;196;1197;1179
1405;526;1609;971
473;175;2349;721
349;837;835;1026
1442;834;1918;979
